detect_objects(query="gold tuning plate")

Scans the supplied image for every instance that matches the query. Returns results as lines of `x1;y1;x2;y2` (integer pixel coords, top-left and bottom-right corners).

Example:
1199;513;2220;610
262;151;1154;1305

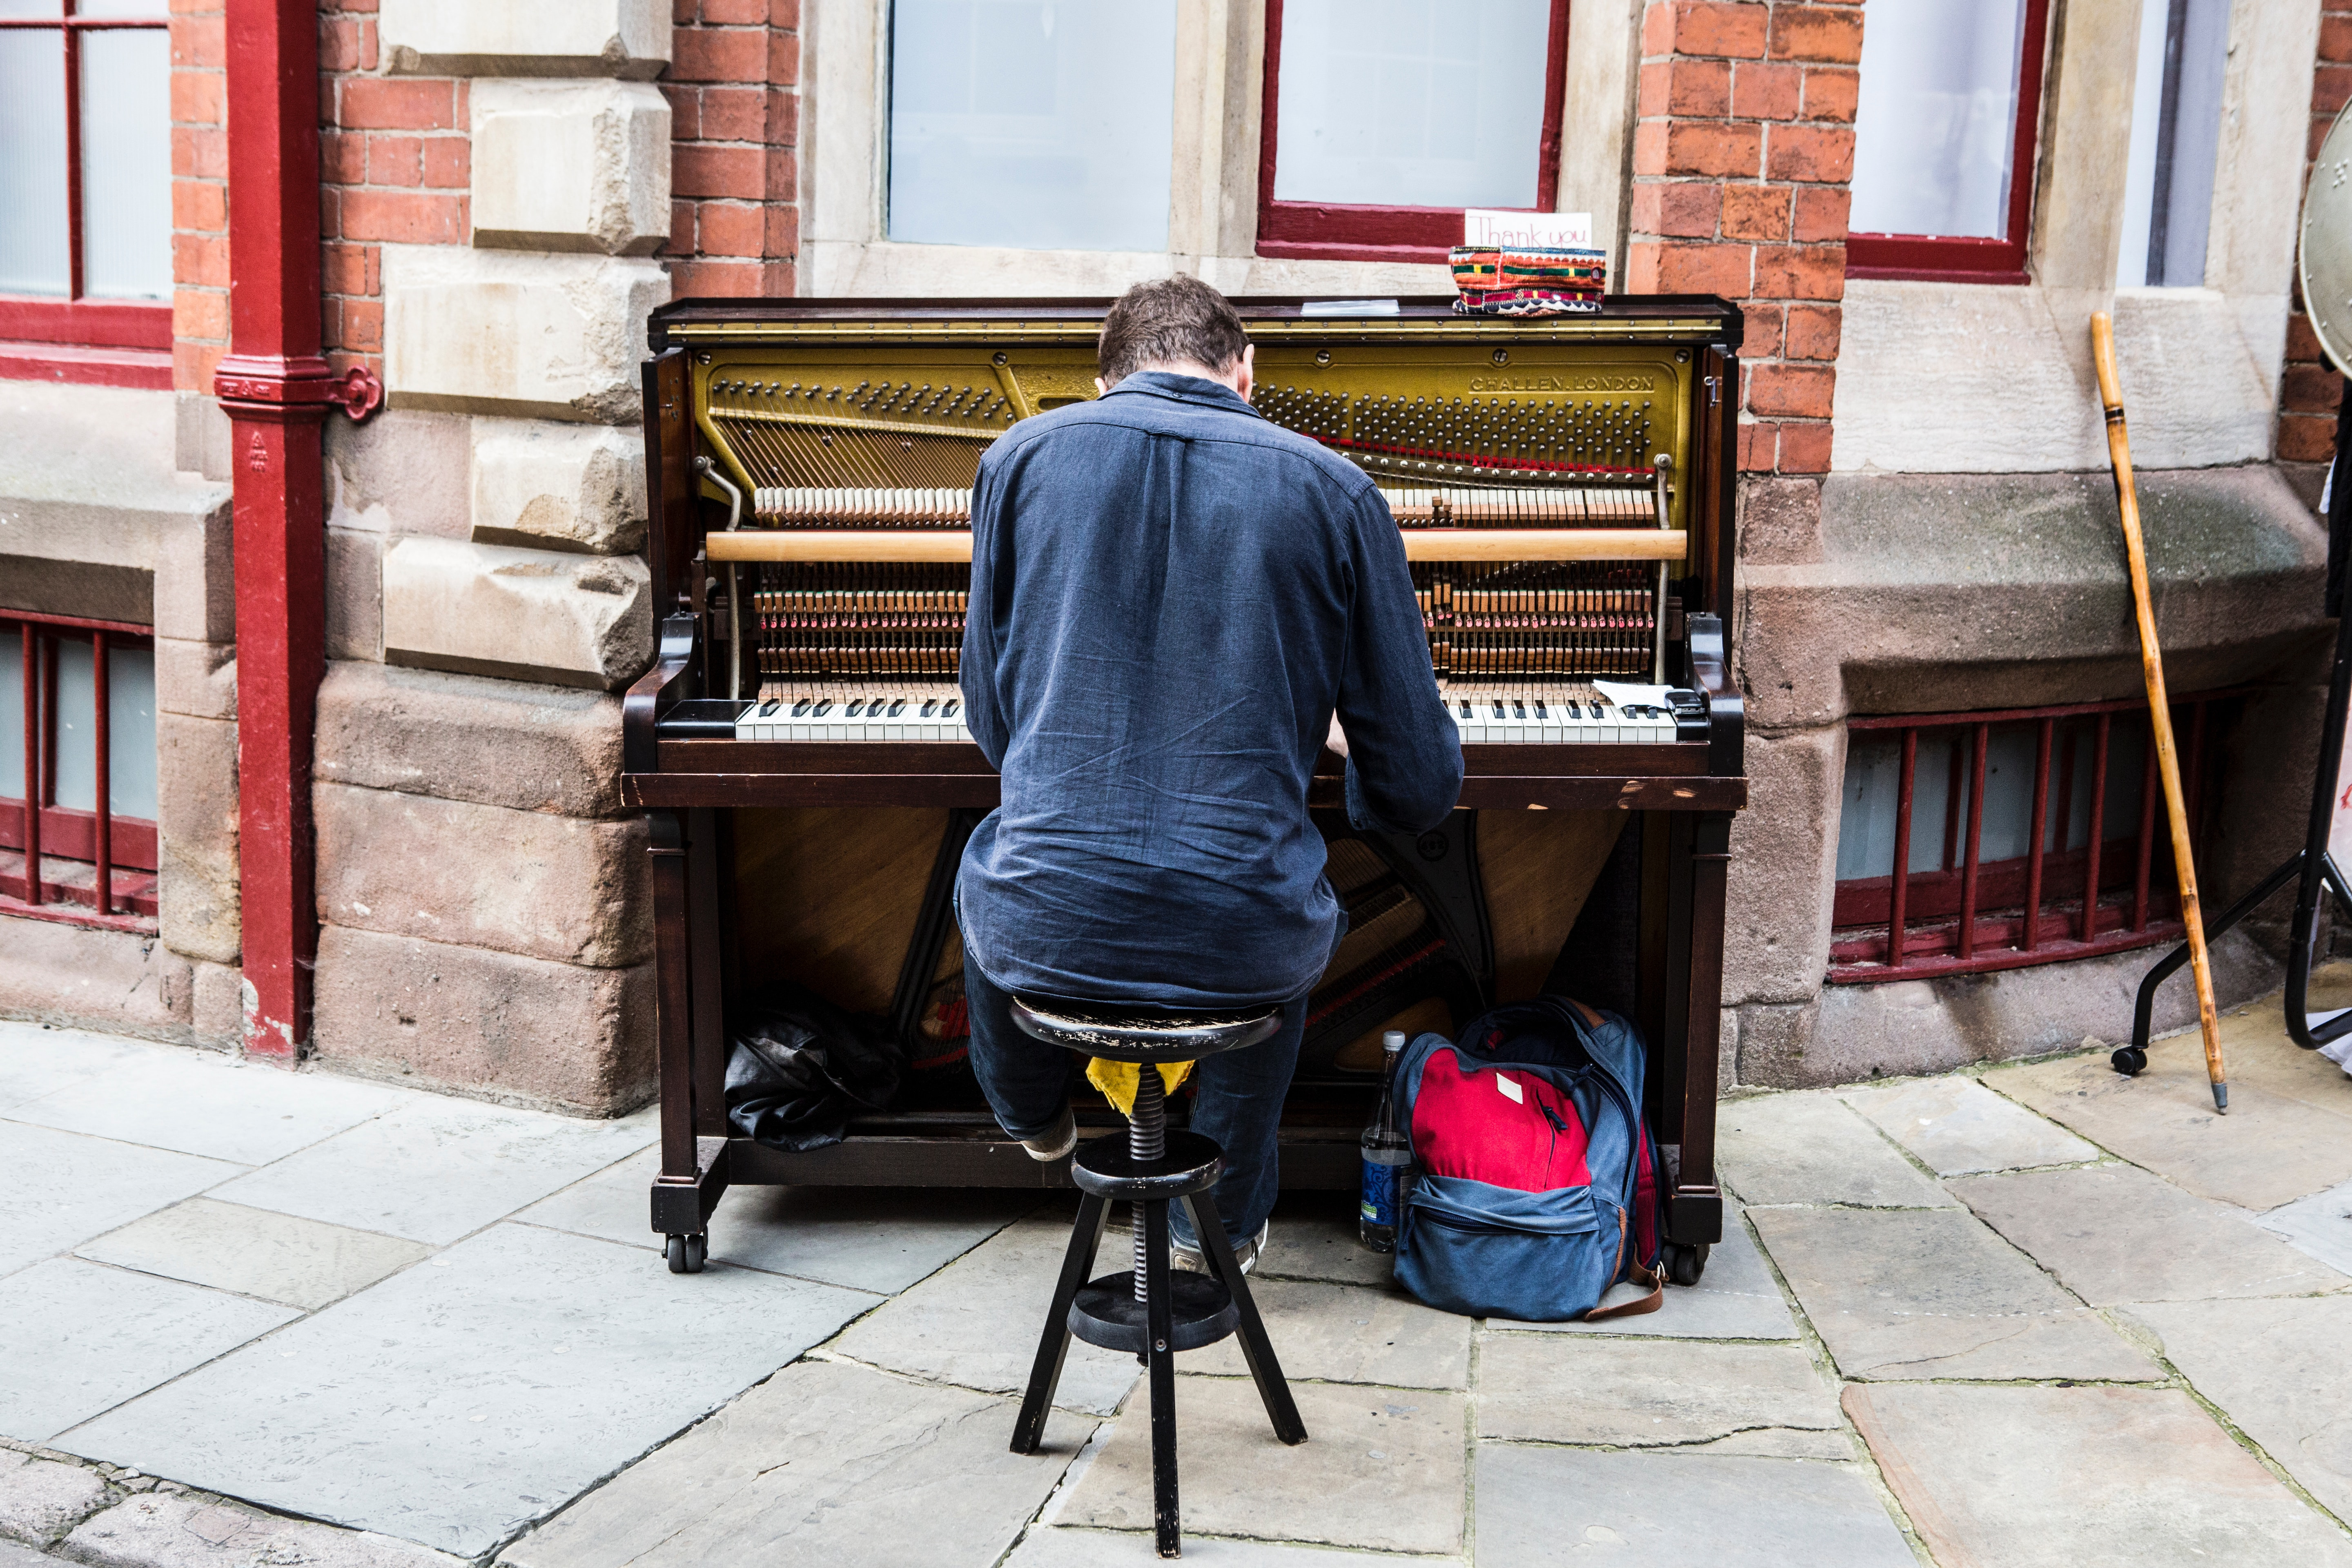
703;529;1687;564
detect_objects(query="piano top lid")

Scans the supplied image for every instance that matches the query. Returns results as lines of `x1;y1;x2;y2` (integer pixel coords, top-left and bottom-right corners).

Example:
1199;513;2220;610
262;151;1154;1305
648;294;1744;354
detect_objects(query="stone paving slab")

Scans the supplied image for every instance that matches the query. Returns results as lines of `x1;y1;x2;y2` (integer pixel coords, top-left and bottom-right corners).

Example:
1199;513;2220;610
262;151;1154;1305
1505;1203;1798;1339
1477;1334;1846;1457
0;1451;106;1545
497;1359;1089;1568
5;1051;408;1167
1472;1447;1913;1567
209;1100;655;1246
519;1146;1034;1295
2123;1295;2352;1525
61;1492;460;1568
1749;1206;2160;1381
2;1540;55;1568
0;1123;243;1279
60;1223;877;1558
827;1213;1140;1415
1253;1195;1398;1288
77;1199;434;1310
1184;1278;1471;1390
1058;1377;1468;1556
0;1260;298;1443
0;1024;156;1116
1716;1092;1956;1209
2258;1178;2352;1276
1842;1076;2097;1175
1953;1163;2348;1304
1005;1526;1454;1566
1986;1045;2352;1211
1844;1381;2352;1568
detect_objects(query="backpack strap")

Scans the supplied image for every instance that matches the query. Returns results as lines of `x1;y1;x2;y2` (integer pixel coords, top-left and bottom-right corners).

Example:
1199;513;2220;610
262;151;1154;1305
1581;1262;1666;1320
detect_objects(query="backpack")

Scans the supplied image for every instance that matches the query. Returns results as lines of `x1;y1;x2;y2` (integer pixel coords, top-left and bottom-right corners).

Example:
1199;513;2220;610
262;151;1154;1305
1392;995;1665;1323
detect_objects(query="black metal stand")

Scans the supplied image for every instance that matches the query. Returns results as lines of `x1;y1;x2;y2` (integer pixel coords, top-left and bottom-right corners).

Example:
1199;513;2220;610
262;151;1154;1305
1010;1072;1305;1559
2119;389;2352;1073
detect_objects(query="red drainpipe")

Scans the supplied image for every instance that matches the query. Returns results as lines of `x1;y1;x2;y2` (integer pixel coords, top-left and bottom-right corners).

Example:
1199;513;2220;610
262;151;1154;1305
210;0;329;1062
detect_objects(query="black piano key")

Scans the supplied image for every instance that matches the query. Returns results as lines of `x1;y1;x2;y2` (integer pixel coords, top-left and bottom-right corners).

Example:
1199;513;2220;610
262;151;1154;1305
759;698;782;716
889;698;907;717
812;700;832;716
846;699;865;717
921;699;938;716
942;700;959;717
792;698;812;717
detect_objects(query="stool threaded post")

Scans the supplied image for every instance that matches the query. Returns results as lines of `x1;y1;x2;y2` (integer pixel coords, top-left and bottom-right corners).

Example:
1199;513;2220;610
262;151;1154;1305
1130;1068;1166;1302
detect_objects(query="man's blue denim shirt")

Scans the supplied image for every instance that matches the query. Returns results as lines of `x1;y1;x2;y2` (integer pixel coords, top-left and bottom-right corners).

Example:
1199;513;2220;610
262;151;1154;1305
956;369;1464;1008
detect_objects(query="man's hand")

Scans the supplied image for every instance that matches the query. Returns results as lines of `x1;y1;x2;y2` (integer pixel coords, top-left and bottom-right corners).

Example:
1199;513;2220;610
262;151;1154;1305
1325;714;1350;759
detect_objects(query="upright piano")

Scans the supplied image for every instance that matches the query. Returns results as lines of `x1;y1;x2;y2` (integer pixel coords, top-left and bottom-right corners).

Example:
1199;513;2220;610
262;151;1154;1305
626;295;1745;1281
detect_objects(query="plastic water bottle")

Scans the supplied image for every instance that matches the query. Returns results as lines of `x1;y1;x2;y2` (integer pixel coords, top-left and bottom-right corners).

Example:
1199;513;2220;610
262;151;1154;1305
1358;1031;1412;1252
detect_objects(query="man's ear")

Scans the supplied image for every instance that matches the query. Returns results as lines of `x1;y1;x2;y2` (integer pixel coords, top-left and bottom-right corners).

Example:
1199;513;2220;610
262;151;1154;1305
1094;376;1109;396
1235;343;1256;403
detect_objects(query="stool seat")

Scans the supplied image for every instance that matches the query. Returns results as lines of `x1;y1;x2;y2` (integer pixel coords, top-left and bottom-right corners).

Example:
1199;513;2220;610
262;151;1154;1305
1071;1128;1222;1199
1009;994;1283;1063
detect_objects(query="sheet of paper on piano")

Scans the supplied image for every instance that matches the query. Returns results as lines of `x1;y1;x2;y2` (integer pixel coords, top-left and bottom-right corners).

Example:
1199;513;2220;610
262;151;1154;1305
1463;209;1593;247
1593;680;1677;710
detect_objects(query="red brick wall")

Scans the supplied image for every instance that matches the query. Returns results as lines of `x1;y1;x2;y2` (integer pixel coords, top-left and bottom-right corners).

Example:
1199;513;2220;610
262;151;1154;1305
666;0;801;297
170;0;228;394
2281;0;2352;468
1626;0;1861;477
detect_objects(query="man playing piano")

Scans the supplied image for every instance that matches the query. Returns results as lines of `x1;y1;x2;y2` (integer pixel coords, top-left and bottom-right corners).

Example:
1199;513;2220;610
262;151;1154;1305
956;276;1464;1271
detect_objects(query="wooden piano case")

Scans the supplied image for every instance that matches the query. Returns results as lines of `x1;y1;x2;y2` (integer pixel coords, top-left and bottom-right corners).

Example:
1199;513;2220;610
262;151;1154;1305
626;296;1745;1281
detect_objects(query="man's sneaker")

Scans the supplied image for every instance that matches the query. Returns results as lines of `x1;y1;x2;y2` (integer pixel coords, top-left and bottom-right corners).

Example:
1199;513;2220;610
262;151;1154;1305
1018;1105;1077;1163
1173;1220;1269;1276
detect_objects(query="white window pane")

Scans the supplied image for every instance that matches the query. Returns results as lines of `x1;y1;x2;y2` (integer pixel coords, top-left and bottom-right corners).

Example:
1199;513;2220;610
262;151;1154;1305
1835;733;1958;881
75;0;170;16
1849;0;2029;239
0;638;23;802
1272;0;1551;210
80;28;172;300
2119;0;2228;287
0;31;71;296
889;0;1176;253
42;641;154;821
0;2;68;16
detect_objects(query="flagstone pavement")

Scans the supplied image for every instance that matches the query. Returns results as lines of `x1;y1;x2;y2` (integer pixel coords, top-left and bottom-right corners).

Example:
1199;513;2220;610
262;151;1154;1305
8;973;2352;1567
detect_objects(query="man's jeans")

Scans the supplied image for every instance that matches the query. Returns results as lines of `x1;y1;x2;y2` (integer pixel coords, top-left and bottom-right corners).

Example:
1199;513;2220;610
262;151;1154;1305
963;956;1306;1248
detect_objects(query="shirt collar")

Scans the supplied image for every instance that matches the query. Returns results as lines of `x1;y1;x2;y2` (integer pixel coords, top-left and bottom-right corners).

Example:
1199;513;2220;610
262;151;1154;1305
1103;369;1261;416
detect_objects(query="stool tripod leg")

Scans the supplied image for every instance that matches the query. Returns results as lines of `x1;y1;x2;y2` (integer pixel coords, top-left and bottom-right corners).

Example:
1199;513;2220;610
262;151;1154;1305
1012;1192;1110;1455
1143;1197;1181;1559
1183;1191;1307;1446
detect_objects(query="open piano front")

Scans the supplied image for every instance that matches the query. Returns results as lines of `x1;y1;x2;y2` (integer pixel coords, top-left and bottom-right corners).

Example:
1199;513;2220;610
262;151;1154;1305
626;296;1746;1276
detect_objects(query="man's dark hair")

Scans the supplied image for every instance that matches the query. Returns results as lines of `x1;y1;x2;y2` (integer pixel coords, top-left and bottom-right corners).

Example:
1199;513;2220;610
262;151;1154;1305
1097;276;1250;387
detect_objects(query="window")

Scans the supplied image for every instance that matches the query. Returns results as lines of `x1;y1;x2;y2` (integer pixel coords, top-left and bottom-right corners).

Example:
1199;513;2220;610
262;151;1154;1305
2;612;158;930
886;0;1179;253
2118;0;2229;288
1846;0;2052;284
0;0;171;389
1828;693;2235;982
1257;0;1569;263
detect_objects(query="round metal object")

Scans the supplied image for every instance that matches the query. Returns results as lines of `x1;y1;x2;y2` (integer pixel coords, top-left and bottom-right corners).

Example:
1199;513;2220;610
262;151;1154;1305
1070;1128;1225;1199
1009;996;1282;1063
2301;96;2352;372
1068;1270;1238;1355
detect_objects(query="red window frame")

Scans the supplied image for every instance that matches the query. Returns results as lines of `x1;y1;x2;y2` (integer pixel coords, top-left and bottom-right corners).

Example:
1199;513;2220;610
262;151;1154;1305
2;611;160;934
1256;0;1571;264
1843;0;2053;286
0;2;173;390
1826;690;2233;984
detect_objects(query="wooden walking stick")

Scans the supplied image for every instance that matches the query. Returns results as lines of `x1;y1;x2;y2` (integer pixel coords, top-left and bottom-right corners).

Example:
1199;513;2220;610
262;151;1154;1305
2091;312;2227;1111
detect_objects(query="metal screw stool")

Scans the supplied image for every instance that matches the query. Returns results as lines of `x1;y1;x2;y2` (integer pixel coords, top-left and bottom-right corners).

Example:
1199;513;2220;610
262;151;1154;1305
1006;995;1309;1559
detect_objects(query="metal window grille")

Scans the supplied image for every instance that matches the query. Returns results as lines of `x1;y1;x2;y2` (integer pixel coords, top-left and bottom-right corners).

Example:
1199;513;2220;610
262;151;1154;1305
2;610;158;931
1827;691;2234;983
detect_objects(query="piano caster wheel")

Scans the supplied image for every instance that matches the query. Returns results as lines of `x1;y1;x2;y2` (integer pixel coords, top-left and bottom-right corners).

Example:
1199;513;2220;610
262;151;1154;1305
2110;1045;2149;1078
1663;1242;1707;1287
665;1234;707;1274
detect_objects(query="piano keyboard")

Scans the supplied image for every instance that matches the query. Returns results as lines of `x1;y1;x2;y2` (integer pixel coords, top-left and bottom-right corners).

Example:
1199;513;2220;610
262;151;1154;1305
723;683;1681;745
1446;690;1678;744
736;684;974;743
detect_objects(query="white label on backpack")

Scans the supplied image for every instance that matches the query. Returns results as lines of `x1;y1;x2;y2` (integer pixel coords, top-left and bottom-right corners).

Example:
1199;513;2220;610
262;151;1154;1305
1494;1073;1524;1104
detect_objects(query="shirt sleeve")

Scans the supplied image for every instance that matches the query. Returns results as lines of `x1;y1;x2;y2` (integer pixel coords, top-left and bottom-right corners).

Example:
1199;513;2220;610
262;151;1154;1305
959;450;1013;770
1333;485;1464;835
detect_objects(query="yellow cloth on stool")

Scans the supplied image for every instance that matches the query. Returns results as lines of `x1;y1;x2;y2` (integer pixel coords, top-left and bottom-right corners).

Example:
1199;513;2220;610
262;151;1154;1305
1086;1058;1193;1117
